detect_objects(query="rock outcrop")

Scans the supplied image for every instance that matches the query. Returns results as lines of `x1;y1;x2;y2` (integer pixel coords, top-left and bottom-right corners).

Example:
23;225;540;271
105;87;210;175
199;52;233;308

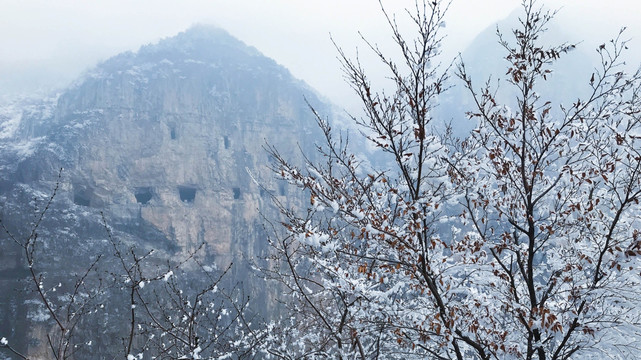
0;25;327;357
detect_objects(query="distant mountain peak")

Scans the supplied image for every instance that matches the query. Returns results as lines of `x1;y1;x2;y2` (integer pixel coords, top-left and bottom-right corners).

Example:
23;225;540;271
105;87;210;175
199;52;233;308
82;24;280;87
139;24;261;59
174;24;241;44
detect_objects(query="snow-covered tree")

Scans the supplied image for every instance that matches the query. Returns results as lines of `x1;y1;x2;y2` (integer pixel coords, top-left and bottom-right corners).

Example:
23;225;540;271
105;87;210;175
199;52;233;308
263;1;641;359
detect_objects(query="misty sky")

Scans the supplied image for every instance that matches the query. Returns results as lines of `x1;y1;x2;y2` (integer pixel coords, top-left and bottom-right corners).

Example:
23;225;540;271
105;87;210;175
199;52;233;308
1;0;640;113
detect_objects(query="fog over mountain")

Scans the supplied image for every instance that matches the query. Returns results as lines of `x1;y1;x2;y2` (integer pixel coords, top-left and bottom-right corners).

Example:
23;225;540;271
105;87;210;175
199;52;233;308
436;7;597;137
1;2;640;358
2;1;639;115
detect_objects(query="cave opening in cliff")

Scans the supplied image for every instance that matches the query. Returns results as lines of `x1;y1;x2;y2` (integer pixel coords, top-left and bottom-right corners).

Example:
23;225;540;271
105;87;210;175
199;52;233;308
135;187;153;204
233;187;241;200
178;186;196;203
224;135;230;149
73;192;90;207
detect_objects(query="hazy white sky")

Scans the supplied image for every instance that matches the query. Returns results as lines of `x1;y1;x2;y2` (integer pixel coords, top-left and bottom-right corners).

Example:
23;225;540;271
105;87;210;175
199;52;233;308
1;0;640;112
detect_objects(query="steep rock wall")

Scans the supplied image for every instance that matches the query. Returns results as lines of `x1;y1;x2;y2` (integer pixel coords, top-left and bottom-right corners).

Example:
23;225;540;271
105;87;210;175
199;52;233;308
0;25;326;358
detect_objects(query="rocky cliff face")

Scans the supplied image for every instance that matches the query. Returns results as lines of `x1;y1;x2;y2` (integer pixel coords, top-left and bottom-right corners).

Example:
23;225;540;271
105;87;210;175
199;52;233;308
23;25;321;259
0;25;326;357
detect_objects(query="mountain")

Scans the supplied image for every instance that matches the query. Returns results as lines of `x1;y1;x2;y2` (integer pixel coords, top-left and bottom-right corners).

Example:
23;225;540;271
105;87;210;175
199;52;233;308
0;25;327;358
435;9;594;138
